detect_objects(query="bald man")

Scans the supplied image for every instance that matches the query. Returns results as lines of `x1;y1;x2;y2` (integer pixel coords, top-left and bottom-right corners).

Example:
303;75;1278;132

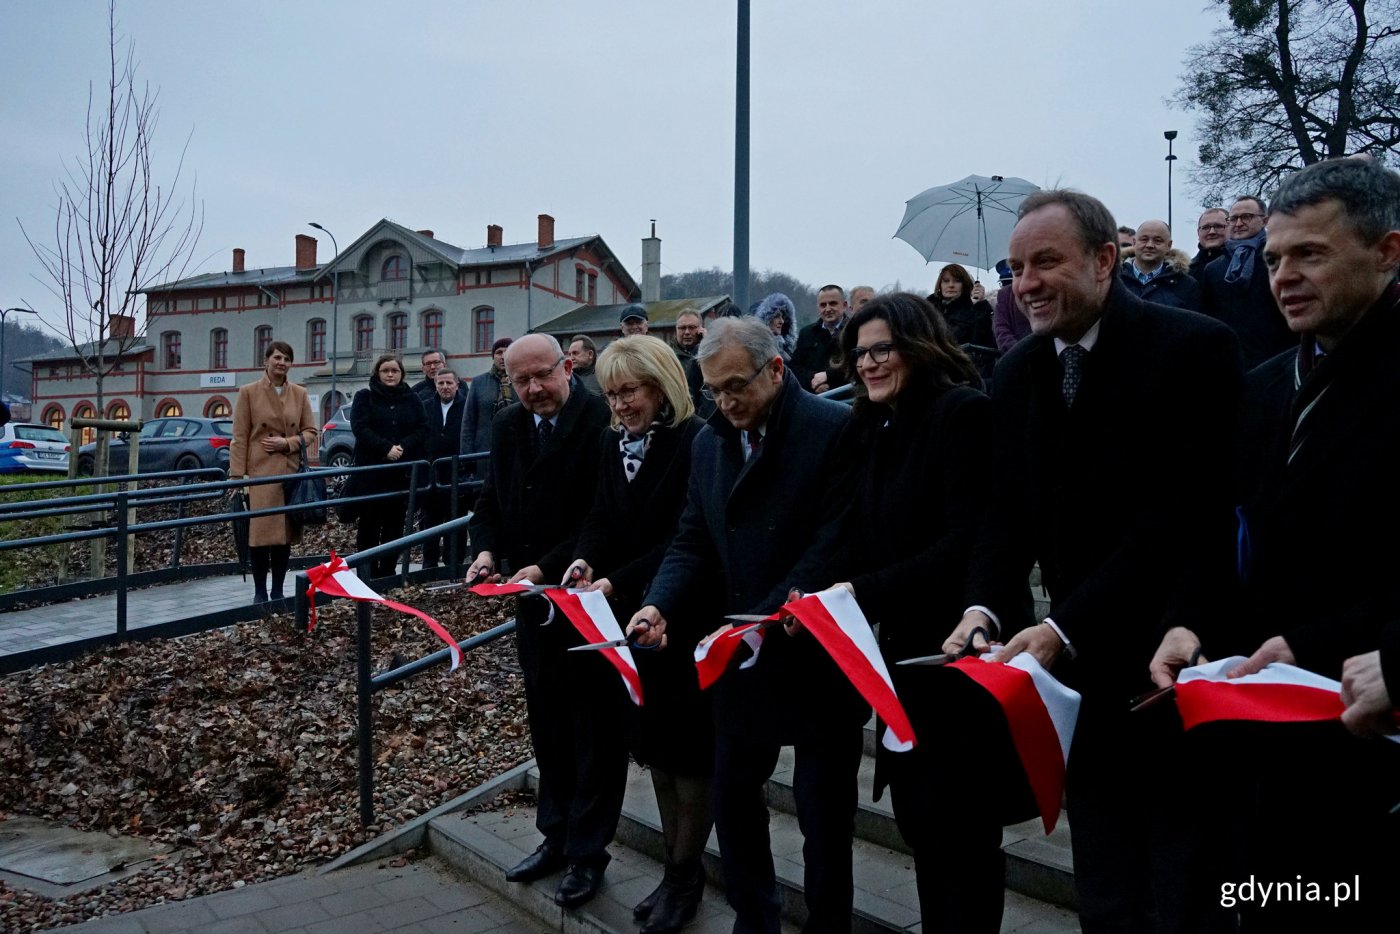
1118;219;1202;311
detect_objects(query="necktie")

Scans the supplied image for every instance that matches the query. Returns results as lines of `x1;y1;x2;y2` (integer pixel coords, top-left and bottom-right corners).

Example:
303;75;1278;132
1061;345;1087;407
747;431;762;460
537;419;554;451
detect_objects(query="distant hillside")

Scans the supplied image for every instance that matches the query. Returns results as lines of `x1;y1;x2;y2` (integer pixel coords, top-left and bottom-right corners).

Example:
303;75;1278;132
2;321;66;399
661;268;823;328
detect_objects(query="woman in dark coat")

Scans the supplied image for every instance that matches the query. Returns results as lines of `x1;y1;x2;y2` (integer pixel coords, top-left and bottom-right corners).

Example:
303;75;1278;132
928;263;998;383
561;335;710;934
351;354;429;577
819;293;1024;933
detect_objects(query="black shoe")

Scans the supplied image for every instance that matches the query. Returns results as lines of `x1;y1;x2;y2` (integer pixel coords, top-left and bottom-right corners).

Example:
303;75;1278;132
554;863;605;908
505;842;566;883
634;879;666;921
253;590;268;606
640;861;705;934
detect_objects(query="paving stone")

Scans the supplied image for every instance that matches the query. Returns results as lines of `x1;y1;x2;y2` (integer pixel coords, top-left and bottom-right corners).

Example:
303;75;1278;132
315;881;394;918
367;895;445;928
204;885;282;920
135;898;220;932
245;897;334;930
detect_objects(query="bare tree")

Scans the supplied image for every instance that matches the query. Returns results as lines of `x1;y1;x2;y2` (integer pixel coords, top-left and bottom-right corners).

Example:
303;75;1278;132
1172;0;1400;205
20;0;202;417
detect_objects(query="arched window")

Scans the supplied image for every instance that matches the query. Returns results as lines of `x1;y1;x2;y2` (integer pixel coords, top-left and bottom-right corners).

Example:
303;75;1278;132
43;404;65;432
308;319;326;362
157;399;183;418
210;328;229;369
354;315;375;357
421;310;443;349
162;331;182;369
388;312;408;350
205;397;231;418
473;306;495;354
72;403;97;446
254;326;273;362
381;255;406;280
107;400;130;422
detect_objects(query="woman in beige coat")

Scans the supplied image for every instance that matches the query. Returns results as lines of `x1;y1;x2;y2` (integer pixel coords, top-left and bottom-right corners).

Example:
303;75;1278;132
230;340;318;605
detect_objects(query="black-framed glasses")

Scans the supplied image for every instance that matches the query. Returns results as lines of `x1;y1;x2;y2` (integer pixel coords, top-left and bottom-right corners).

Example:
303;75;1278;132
1226;212;1263;224
603;383;647;406
851;342;896;365
508;356;564;390
1198;223;1228;232
701;362;770;401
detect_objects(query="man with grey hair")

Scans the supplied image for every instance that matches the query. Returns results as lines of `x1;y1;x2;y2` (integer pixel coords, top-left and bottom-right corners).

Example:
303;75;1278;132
465;333;618;908
849;285;876;312
1151;157;1400;931
629;316;863;934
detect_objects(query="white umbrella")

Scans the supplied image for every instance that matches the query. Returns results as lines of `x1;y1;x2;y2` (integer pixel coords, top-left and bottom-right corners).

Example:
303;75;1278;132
894;174;1040;273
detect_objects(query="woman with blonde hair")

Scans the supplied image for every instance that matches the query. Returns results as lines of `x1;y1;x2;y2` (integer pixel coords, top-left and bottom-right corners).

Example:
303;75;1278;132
562;335;711;934
230;340;318;607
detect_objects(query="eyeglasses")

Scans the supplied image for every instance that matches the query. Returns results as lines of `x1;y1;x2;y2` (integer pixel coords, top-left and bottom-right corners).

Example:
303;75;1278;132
850;342;896;365
603;383;647;406
1226;212;1263;224
1198;223;1228;232
508;356;564;389
701;362;770;401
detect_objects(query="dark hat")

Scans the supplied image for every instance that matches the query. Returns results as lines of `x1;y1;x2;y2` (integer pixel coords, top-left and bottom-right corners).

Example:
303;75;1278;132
619;303;649;322
995;259;1013;284
491;337;513;353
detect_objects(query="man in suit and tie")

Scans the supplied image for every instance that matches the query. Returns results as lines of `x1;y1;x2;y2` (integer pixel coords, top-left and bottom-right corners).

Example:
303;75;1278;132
420;369;466;568
465;334;617;908
629;317;865;934
949;189;1241;932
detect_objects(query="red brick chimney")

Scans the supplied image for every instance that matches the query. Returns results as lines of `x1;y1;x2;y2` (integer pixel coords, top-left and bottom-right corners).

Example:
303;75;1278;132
487;224;503;248
538;214;555;250
295;234;317;270
109;315;135;339
417;229;434;239
232;248;245;273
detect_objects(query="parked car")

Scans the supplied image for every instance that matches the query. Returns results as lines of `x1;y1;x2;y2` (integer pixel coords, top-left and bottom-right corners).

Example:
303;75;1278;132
77;417;233;476
320;405;354;469
0;422;71;474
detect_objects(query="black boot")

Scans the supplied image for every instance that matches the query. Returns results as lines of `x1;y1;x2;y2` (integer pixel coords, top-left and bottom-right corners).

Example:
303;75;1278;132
640;860;704;934
253;585;268;606
633;879;666;922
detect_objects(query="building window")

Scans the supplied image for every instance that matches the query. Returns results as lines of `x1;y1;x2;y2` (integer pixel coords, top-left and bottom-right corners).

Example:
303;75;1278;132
422;310;443;349
211;328;228;369
205;397;231;418
107;401;130;422
576;268;585;301
382;256;406;280
308;319;326;362
255;326;273;362
43;405;65;431
73;403;97;446
388;312;408;350
587;271;598;305
162;331;182;369
354;315;374;356
473;306;495;354
157;399;182;418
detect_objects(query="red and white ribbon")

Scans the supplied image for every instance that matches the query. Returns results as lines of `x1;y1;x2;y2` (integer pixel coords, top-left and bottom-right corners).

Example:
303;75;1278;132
948;652;1080;833
694;621;767;690
305;552;463;671
1175;657;1344;729
468;581;643;706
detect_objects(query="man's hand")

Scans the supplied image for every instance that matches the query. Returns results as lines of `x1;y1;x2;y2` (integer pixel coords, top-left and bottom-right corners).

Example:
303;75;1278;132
996;622;1065;669
1149;626;1206;689
562;559;593;587
465;552;498;584
584;577;614;597
627;606;668;649
1340;650;1396;737
508;565;544;585
1227;635;1295;679
810;372;830;393
783;588;806;636
942;610;996;656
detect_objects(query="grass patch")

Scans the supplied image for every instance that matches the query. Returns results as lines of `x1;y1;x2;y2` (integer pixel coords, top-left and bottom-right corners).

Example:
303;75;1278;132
0;473;96;593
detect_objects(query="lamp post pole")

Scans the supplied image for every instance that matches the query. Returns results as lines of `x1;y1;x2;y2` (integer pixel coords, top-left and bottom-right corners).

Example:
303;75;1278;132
1164;130;1178;232
1;307;39;406
308;223;340;420
733;0;750;313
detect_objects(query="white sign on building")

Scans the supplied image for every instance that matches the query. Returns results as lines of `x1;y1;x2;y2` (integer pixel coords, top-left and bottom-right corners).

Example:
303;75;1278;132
200;372;237;389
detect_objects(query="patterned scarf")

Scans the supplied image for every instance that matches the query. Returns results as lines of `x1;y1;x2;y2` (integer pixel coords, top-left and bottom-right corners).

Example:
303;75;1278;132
492;363;515;414
616;409;669;482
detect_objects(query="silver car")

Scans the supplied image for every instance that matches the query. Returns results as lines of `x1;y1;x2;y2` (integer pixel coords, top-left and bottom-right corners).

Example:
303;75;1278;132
0;422;71;474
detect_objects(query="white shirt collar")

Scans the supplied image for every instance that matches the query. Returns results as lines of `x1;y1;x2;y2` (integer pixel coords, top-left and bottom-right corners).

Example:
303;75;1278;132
1054;319;1102;356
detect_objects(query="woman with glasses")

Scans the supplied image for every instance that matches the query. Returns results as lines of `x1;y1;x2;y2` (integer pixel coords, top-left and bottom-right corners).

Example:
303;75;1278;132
819;293;1020;933
351;354;429;578
561;335;711;934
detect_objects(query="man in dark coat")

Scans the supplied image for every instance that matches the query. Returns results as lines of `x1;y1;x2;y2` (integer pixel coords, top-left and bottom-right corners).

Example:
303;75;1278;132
673;310;715;419
465;334;617;908
1201;196;1295;368
1187;208;1228;282
420;369;466;568
954;190;1241;933
411;349;462;409
1118;220;1202;311
791;284;851;393
1152;158;1400;932
629;317;865;934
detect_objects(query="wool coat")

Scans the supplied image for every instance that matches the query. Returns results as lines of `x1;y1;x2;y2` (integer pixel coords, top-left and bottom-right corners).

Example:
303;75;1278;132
229;376;318;547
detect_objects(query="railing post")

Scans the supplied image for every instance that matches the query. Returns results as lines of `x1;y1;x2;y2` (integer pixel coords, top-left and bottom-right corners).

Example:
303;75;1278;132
171;475;188;570
448;455;461;576
293;571;310;633
114;491;128;638
402;461;421;581
356;601;375;827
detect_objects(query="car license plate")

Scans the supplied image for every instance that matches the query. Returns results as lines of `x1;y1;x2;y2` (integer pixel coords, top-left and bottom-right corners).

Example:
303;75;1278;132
35;452;63;460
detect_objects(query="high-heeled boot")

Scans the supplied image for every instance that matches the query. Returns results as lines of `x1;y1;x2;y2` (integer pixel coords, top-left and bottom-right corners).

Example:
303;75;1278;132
639;860;705;934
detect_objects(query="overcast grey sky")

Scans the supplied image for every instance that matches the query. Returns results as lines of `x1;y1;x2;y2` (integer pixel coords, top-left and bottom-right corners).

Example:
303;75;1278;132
2;0;1222;334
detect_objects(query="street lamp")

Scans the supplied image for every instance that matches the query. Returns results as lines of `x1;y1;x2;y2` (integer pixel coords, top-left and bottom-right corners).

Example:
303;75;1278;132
308;223;340;421
1164;130;1179;232
0;307;39;406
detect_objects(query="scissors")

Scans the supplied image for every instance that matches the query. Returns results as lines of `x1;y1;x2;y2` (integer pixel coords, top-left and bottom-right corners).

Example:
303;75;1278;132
896;626;992;666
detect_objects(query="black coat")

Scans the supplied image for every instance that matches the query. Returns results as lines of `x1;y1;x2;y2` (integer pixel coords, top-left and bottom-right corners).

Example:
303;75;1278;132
1118;264;1202;312
1188;245;1226;283
351;379;430;491
971;281;1241;698
646;371;866;744
467;386;610;581
1200;247;1295;369
791;320;849;391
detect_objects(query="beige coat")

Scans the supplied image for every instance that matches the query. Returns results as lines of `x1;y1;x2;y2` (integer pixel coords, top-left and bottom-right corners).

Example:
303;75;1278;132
230;377;318;547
